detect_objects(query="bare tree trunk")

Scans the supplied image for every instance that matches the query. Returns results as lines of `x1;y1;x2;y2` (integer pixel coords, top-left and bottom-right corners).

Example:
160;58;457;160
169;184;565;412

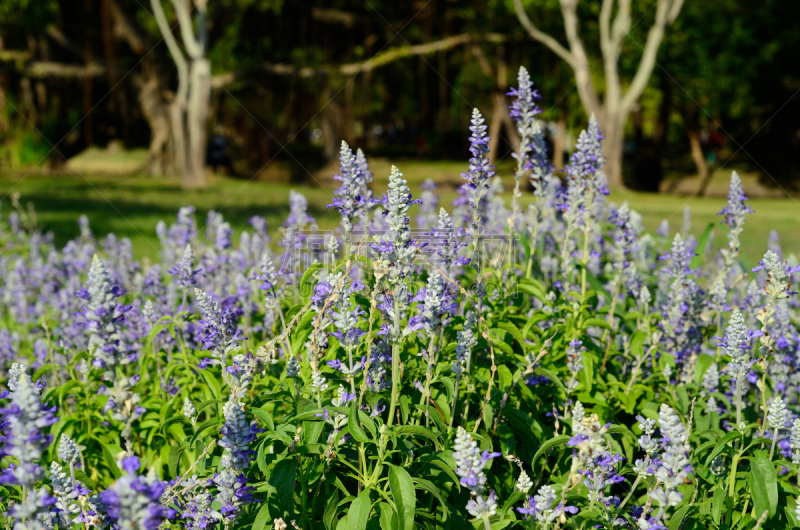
514;0;685;189
185;59;209;188
149;0;207;188
601;113;625;189
137;75;174;175
553;106;566;170
685;107;708;185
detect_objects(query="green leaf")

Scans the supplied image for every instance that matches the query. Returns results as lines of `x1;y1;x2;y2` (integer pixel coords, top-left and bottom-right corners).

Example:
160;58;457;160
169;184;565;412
582;318;612;331
497;322;526;349
668;506;691;530
252;408;275;431
531;435;570;464
252;501;272;530
690;223;715;271
704;430;741;466
324;491;340;530
581;352;594;392
348;402;371;443
630;330;646;358
168;441;189;477
411;477;449;517
268;459;297;519
749;454;778;519
348;488;373;530
712;487;725;525
388;465;416;530
393;425;441;450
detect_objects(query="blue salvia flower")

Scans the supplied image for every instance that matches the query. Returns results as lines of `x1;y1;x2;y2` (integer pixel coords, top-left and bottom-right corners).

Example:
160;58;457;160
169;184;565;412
372;166;419;286
752;250;799;358
215;387;258;522
84;255;131;375
252;252;281;333
565;339;585;394
718;171;753;271
719;307;758;424
418;271;454;335
354;147;375;231
7;487;57;530
650;405;692;520
517;485;578;524
430;208;469;274
452;312;477;376
328;141;372;242
49;461;86;527
789;419;800;464
567;402;625;506
169;244;202;290
179;476;218;530
453;427;501;521
416;179;440;230
57;433;81;467
508;67;548;193
660;234;702;366
569;114;605;178
460;108;495;239
99;456;167;530
609;203;641;296
195;288;241;368
283;190;315;231
0;370;57;487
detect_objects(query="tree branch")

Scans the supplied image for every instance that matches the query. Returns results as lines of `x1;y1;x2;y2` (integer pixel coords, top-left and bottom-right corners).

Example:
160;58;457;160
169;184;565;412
620;0;684;113
169;0;202;59
211;33;507;88
151;0;189;104
512;0;576;67
559;0;602;118
25;61;106;78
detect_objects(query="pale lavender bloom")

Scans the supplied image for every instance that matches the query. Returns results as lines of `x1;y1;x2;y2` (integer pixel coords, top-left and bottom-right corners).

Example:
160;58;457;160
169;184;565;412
718;171;753;266
83;255;132;375
650;405;692;512
215;389;258;521
0;370;57;487
508;66;548;187
416;179;440;230
460;108;495;237
169;245;202;289
371;166;419;286
99;456;168;530
328;141;373;237
453;426;500;495
283;190;315;231
195;288;241;364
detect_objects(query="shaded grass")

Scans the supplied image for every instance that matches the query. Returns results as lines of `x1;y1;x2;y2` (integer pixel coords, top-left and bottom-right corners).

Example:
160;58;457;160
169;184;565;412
0;167;797;264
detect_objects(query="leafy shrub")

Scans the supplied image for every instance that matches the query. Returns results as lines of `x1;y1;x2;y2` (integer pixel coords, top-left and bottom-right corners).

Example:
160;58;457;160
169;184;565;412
1;66;799;530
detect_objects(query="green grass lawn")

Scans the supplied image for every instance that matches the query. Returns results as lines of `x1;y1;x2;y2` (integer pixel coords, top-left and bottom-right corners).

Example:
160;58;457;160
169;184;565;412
1;163;797;265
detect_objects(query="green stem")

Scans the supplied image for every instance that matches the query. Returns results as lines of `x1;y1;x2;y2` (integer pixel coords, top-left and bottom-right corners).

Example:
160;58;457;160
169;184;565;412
448;372;463;434
580;226;590;299
387;293;402;427
769;428;778;460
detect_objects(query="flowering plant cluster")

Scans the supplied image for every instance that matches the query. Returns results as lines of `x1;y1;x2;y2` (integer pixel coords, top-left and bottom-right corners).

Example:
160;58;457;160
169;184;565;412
1;67;800;530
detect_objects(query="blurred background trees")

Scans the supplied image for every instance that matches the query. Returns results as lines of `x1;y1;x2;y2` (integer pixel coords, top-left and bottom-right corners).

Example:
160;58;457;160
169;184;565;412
0;0;798;191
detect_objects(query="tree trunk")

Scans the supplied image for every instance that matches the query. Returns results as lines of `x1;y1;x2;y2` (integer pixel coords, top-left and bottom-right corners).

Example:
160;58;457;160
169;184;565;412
685;107;708;184
602;112;625;189
185;58;209;188
136;75;175;175
487;92;505;165
553;106;566;170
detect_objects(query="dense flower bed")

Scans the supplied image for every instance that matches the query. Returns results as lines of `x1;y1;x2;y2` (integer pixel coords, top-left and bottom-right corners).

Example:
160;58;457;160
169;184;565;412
1;67;799;530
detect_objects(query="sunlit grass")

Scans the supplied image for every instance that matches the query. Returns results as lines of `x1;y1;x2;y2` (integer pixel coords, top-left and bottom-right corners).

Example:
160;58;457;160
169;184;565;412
1;165;797;264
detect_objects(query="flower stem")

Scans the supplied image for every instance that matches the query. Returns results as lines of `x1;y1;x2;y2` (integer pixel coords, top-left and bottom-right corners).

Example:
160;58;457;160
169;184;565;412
387;293;402;427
